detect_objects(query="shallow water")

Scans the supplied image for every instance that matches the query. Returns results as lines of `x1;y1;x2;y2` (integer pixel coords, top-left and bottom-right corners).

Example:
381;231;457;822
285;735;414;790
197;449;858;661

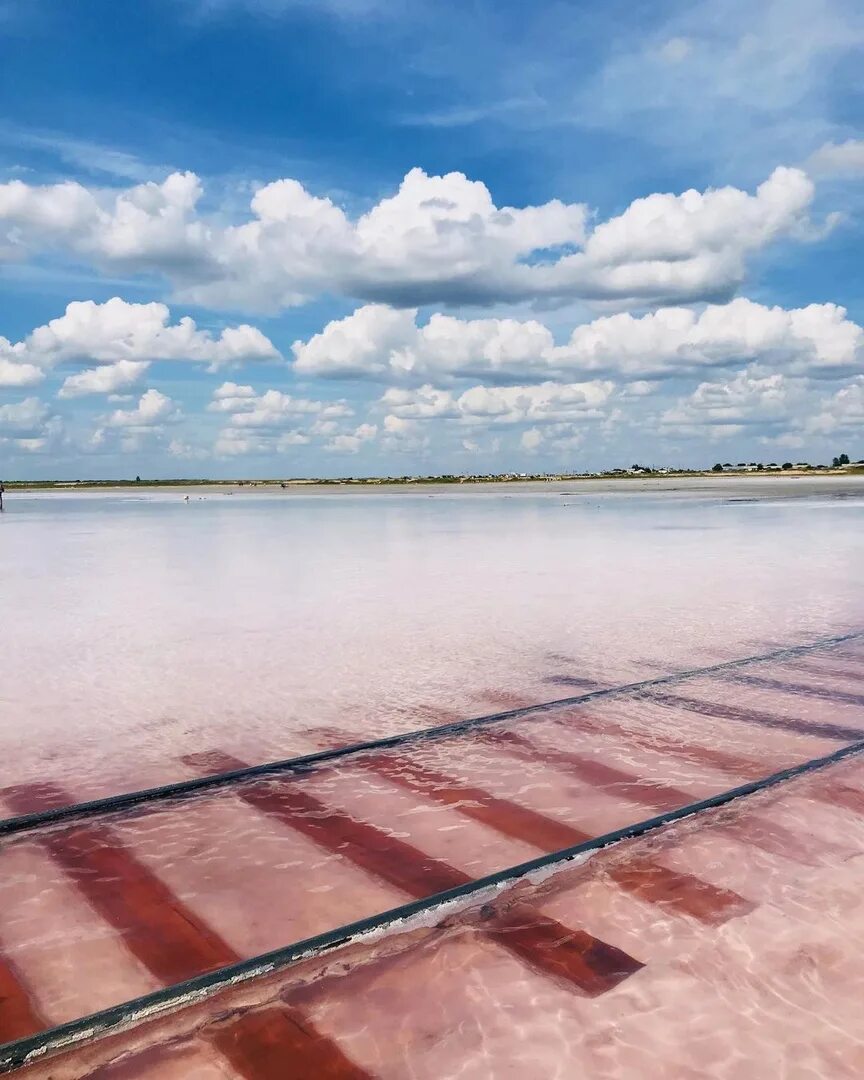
13;751;864;1079
2;485;864;1075
2;485;864;793
1;632;864;1056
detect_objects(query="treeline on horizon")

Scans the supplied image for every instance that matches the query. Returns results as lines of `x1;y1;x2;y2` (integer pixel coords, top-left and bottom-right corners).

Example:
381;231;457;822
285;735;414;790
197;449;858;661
5;456;863;490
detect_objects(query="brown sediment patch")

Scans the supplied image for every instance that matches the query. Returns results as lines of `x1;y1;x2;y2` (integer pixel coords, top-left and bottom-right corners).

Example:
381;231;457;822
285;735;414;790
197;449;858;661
84;1010;369;1080
83;1040;221;1079
814;781;864;814
396;704;466;726
181;749;251;775
2;784;230;987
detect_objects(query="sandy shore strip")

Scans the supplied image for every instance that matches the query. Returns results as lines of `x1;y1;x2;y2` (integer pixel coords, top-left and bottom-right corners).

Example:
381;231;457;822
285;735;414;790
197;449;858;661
8;474;864;500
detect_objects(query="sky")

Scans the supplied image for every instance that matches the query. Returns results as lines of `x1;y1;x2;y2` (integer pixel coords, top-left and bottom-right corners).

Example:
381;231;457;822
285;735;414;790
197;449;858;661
0;0;862;479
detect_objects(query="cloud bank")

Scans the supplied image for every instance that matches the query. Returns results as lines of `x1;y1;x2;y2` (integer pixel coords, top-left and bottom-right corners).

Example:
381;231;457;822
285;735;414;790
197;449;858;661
0;297;280;390
293;298;863;382
0;165;820;312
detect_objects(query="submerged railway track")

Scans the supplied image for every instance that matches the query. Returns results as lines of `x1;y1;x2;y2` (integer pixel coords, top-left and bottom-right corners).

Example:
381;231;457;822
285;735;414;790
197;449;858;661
2;629;864;1073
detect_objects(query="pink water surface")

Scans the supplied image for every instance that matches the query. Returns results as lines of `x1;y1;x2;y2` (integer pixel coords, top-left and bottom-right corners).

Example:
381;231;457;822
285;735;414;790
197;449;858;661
1;644;863;1064
2;482;864;1076
16;752;864;1079
2;483;864;794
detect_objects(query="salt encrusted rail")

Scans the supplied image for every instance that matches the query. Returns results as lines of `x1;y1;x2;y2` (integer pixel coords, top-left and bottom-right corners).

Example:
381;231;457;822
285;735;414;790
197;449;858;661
2;736;863;1072
1;630;862;839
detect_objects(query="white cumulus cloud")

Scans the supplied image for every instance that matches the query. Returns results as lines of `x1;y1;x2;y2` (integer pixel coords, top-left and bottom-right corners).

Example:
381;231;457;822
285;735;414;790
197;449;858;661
520;427;543;451
0;356;43;388
382;380;614;427
0;165;821;312
0;396;52;433
58;359;150;398
805;377;864;434
213;428;312;457
0;396;62;453
209;381;359;455
660;371;803;439
1;298;280;377
293;297;862;382
105;388;180;429
807;139;864;176
325;423;378;453
208;382;354;427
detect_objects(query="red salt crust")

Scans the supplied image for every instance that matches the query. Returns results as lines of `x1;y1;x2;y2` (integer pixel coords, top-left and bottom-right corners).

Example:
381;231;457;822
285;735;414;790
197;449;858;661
778;659;864;686
113;795;402;959
183;750;643;997
474;728;853;865
524;713;864;819
474;728;732;812
732;675;864;707
316;730;752;926
0;783;371;1079
472;682;839;763
15;756;864;1080
204;1008;370;1080
0;782;74;817
650;690;864;742
0;958;45;1045
550;709;769;778
578;693;842;760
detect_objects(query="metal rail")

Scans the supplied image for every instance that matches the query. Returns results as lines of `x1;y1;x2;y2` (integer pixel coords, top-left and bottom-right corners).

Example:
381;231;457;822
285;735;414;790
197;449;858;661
3;735;863;1072
1;630;862;839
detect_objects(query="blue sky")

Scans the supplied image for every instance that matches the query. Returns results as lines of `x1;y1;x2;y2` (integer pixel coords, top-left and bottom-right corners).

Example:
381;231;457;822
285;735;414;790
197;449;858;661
0;0;862;478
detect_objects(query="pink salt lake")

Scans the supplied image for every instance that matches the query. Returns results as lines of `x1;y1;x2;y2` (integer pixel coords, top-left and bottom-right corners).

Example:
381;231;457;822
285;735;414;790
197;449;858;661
1;479;863;1076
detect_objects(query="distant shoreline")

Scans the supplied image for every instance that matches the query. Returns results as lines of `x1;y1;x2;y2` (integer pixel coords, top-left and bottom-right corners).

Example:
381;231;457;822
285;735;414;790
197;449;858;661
6;466;863;491
6;471;864;500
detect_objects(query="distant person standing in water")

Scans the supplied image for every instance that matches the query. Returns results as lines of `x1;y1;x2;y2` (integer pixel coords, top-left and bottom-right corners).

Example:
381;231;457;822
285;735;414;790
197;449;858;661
0;481;5;511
